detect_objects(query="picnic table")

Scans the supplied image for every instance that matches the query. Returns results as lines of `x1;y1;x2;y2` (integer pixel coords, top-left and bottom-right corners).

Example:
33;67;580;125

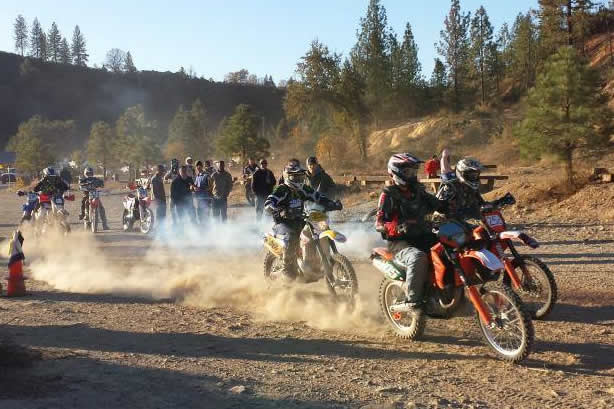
335;165;509;194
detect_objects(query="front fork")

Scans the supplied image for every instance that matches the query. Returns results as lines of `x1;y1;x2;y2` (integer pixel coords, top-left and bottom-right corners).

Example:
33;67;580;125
502;241;525;290
448;250;492;325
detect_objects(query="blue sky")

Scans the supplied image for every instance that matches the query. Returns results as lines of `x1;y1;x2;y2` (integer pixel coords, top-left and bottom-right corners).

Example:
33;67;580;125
1;0;543;82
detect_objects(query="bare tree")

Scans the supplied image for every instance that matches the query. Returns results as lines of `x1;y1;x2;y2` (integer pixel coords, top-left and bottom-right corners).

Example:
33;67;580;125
105;48;126;72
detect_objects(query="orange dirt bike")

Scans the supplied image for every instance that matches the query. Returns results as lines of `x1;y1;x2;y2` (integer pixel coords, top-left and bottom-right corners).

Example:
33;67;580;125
476;193;557;319
373;220;534;363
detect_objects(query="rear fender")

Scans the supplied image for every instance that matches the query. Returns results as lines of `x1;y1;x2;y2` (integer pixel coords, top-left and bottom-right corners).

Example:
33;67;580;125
463;249;504;271
319;229;347;243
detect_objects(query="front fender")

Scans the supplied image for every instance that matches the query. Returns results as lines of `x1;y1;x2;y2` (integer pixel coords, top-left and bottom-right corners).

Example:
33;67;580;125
499;231;539;249
319;230;347;243
464;249;504;271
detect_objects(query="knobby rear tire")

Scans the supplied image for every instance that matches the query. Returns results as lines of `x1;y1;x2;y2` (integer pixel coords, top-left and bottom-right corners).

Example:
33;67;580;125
330;253;358;306
378;277;425;340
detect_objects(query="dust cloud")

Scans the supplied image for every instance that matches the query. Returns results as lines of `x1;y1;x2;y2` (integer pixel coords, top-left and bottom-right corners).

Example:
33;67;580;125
15;218;386;333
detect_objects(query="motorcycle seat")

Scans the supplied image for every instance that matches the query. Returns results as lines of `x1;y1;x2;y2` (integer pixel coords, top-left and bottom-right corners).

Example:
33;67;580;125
372;247;394;261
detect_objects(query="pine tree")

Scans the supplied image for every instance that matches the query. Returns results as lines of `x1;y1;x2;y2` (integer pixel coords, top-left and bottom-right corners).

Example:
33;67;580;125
470;6;494;105
430;58;447;107
496;23;513;74
14;15;28;56
352;0;391;123
39;31;48;61
29;18;44;59
59;37;71;64
218;104;269;162
515;46;612;186
71;25;89;66
87;121;115;178
47;22;62;63
124;51;137;72
437;0;471;109
537;0;568;59
510;12;538;90
400;22;421;89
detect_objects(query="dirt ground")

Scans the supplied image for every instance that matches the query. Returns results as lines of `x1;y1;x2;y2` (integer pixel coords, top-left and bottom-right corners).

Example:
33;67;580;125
1;181;613;409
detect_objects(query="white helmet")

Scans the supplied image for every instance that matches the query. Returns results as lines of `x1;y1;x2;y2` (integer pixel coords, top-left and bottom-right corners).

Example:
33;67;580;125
283;163;307;190
387;153;423;186
455;158;484;190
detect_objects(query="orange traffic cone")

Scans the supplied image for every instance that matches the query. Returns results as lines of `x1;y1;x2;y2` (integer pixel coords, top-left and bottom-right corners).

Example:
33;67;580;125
6;230;26;297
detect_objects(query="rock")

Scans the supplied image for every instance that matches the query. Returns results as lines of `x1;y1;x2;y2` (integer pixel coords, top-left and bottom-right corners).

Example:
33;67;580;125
376;386;404;394
229;385;246;394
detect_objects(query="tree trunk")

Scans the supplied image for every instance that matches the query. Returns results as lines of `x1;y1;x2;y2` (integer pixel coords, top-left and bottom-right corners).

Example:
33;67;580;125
567;1;573;46
565;149;574;189
356;119;368;161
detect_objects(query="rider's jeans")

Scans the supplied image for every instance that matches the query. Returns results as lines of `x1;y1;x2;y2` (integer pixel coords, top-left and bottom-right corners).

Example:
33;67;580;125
273;222;303;279
390;241;429;306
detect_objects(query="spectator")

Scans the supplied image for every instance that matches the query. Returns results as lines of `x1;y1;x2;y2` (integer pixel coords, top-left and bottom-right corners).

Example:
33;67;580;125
252;159;276;220
185;156;195;178
306;156;336;198
193;160;212;225
148;164;167;229
60;166;73;186
424;155;440;178
164;158;180;182
204;160;215;176
170;165;193;228
440;148;454;182
211;160;233;222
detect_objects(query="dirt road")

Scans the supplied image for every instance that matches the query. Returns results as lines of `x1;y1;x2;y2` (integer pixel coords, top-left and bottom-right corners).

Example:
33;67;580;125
1;187;613;409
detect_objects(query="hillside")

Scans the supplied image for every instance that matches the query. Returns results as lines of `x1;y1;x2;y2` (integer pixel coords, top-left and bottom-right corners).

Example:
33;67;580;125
0;51;285;152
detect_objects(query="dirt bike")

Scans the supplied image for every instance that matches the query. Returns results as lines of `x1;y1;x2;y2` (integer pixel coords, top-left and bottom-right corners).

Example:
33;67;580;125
475;193;557;320
263;206;358;305
19;190;74;235
242;174;256;206
122;181;154;234
81;184;102;233
373;219;534;363
18;191;41;227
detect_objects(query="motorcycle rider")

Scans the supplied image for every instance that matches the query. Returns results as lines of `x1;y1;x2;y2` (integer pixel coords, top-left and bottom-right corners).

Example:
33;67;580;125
375;153;447;310
436;158;486;221
25;167;70;221
265;163;342;279
79;167;109;230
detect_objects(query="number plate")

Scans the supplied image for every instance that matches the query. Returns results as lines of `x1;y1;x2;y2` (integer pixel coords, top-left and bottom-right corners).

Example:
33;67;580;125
55;197;64;205
485;214;504;228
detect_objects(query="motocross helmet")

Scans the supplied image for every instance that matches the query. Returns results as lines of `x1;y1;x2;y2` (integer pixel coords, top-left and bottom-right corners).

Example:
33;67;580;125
455;158;484;190
283;164;307;191
387;153;423;186
84;167;94;178
42;167;55;177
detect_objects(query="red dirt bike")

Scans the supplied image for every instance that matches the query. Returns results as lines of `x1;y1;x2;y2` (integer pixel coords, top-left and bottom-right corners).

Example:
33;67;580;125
475;193;558;320
122;180;154;234
81;183;102;233
373;220;534;363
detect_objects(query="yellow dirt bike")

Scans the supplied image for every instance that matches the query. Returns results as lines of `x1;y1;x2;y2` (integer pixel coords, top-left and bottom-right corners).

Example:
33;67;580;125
263;204;358;305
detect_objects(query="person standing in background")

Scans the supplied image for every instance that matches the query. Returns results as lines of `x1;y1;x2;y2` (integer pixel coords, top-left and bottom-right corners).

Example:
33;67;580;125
148;164;167;230
252;159;276;220
306;156;336;198
211;160;233;222
170;165;193;229
185;156;195;178
193;160;212;226
204;160;215;176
